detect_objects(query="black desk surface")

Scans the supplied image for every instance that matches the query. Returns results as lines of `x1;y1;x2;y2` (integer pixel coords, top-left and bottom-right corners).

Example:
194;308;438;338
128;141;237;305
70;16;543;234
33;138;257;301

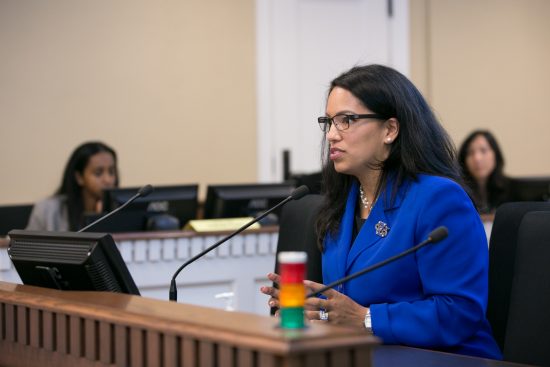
373;345;531;367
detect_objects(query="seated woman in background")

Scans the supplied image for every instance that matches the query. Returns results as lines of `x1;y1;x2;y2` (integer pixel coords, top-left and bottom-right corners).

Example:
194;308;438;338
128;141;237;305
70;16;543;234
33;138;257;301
26;141;119;231
458;130;511;218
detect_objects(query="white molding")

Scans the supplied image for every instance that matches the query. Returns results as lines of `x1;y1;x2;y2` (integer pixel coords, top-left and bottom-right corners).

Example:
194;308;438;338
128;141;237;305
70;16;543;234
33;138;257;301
390;0;411;76
255;0;273;182
256;0;411;181
0;230;279;315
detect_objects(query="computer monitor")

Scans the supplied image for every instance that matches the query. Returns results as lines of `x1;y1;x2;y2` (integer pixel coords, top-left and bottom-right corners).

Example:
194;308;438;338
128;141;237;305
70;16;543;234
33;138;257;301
0;204;34;236
288;171;323;195
509;177;550;201
101;184;199;231
203;183;296;223
7;230;140;295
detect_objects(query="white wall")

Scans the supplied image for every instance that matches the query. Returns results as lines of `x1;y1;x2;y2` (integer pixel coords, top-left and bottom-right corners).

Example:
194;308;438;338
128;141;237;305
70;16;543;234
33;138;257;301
411;0;550;176
0;0;257;205
256;0;410;181
2;0;550;206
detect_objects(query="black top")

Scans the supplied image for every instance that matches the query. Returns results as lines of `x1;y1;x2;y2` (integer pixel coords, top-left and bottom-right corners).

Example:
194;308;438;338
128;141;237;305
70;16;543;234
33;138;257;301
353;213;366;243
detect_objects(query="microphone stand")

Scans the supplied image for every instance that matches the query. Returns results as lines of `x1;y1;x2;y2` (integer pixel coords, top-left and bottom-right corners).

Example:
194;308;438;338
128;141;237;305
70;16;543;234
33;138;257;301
169;185;309;302
78;185;153;233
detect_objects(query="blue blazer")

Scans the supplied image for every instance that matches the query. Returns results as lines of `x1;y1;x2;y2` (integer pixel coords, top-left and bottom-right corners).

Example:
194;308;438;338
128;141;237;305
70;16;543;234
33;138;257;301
322;175;502;359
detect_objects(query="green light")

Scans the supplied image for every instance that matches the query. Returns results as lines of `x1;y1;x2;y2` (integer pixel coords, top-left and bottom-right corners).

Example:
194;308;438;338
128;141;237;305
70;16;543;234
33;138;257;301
280;307;305;329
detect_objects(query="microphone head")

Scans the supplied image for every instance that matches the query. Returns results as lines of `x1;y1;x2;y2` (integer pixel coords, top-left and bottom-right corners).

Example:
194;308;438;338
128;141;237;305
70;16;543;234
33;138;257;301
138;184;154;197
291;185;310;200
428;226;448;243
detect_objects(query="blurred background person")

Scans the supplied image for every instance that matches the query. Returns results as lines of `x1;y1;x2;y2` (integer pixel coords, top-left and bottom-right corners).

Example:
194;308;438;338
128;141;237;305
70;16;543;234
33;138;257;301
459;130;511;219
26;141;119;231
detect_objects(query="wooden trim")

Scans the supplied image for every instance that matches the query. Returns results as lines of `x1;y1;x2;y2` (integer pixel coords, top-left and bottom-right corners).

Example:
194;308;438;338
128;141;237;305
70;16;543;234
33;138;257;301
0;281;376;367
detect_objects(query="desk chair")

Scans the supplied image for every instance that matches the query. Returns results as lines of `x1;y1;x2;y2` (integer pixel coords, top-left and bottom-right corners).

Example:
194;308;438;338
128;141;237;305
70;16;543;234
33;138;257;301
500;211;550;366
487;202;550;364
274;194;323;281
287;171;323;195
271;194;323;315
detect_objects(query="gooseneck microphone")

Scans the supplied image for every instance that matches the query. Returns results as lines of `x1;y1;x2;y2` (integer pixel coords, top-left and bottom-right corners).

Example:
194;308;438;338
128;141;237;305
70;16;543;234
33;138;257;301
78;184;154;233
306;226;448;298
169;185;310;302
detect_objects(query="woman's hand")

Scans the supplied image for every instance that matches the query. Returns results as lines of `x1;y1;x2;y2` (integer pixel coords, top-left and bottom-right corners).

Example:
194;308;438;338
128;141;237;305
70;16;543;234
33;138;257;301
260;272;281;315
304;279;368;330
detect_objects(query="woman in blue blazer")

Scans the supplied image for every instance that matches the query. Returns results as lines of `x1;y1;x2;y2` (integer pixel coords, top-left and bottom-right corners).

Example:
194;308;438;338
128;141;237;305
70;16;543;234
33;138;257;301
262;65;501;359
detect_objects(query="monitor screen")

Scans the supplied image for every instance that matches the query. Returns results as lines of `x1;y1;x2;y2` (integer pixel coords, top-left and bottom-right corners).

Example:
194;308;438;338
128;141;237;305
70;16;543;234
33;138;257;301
509;177;550;201
0;204;34;236
203;183;296;223
289;171;323;195
7;230;139;295
101;184;199;231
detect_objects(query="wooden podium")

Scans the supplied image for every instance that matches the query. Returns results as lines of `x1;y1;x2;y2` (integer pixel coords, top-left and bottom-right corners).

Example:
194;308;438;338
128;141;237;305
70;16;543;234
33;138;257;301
0;281;378;367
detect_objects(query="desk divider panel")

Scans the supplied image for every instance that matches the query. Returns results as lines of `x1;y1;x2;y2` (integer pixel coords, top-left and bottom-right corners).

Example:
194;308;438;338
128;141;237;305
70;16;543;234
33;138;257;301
1;228;281;315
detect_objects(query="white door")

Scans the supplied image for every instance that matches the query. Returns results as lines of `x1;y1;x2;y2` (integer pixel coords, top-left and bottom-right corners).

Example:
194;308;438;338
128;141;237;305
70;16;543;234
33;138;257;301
256;0;409;182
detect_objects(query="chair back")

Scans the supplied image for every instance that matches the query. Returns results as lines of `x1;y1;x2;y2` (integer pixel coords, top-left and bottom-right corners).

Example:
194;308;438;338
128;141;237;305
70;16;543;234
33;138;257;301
487;202;550;362
270;194;323;315
274;194;323;282
501;210;550;365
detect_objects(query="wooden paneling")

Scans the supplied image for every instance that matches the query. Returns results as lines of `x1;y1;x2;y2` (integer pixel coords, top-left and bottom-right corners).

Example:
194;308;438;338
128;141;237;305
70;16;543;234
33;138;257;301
29;308;40;347
0;281;376;367
114;324;128;367
43;310;54;351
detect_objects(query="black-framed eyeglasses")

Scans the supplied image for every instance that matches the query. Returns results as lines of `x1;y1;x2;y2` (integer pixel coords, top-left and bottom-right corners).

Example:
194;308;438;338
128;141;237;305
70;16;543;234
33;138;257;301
317;113;385;132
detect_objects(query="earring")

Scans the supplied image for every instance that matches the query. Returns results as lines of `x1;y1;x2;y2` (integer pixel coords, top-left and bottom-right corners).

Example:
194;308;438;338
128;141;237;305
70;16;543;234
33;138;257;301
386;138;392;143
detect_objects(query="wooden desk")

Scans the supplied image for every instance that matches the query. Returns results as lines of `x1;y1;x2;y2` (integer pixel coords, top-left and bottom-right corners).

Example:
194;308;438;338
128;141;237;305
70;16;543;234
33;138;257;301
0;281;376;367
0;281;530;367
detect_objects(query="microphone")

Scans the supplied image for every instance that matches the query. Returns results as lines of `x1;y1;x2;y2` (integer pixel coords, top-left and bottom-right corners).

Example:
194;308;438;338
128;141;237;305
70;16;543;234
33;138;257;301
306;226;448;298
78;184;154;233
169;185;310;302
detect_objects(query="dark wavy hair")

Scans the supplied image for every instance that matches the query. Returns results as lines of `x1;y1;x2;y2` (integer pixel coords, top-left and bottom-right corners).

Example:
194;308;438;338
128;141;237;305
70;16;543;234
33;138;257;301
55;141;119;230
458;130;508;213
315;64;462;249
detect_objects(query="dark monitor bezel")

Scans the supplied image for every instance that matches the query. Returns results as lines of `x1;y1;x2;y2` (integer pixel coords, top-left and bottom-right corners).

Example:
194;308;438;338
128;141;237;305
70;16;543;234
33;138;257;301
82;211;148;233
7;229;140;295
0;204;34;236
102;184;199;231
509;176;550;202
202;183;296;220
288;171;323;195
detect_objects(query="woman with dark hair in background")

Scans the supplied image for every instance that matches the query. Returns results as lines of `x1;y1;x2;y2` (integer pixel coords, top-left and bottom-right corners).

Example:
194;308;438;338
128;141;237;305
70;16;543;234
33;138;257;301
26;141;119;231
261;65;501;359
458;130;511;218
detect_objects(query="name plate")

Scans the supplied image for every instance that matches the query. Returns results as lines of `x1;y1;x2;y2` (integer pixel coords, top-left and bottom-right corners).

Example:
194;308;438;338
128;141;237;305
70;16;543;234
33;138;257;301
184;217;260;232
